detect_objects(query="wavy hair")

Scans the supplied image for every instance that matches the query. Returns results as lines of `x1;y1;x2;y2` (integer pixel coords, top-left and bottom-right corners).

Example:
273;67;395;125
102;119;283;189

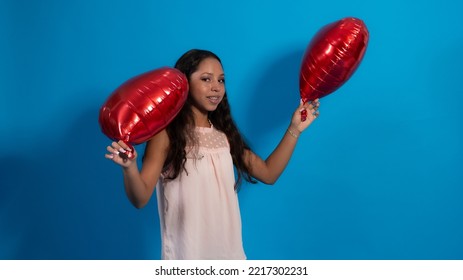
161;49;256;188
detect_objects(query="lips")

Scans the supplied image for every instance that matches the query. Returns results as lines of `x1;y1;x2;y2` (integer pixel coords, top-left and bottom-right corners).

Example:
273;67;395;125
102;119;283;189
207;96;221;104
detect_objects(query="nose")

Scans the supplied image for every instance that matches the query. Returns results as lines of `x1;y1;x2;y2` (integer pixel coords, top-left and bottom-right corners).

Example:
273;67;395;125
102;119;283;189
211;80;221;92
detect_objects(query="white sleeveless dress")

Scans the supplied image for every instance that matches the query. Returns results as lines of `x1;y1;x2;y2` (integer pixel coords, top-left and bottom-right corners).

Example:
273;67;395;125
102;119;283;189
156;125;246;260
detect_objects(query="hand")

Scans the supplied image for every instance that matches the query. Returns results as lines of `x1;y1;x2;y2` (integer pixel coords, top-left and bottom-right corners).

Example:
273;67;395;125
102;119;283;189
105;140;138;168
290;98;320;133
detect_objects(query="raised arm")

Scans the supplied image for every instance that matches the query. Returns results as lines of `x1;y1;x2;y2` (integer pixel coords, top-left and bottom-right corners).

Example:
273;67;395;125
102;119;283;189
245;99;320;185
105;129;170;208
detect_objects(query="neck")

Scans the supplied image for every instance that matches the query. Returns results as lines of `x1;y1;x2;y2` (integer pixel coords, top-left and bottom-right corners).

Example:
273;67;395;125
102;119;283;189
192;108;210;127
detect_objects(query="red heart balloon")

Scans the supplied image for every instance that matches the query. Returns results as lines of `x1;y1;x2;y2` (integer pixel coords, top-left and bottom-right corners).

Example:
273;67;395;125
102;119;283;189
300;17;369;102
99;67;188;157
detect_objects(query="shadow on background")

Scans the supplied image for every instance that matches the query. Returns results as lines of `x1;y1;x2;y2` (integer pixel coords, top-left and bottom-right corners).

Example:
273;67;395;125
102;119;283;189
0;99;160;259
244;47;305;146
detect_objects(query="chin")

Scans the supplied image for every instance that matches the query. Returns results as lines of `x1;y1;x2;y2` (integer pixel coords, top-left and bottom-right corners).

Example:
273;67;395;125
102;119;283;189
206;103;221;112
207;106;219;112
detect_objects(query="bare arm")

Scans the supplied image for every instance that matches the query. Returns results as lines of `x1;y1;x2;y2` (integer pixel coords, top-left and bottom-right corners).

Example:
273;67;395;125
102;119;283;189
245;99;320;185
105;129;169;208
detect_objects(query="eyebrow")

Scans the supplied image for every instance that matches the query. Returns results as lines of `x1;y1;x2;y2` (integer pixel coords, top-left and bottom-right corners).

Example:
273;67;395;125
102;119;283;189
200;72;225;76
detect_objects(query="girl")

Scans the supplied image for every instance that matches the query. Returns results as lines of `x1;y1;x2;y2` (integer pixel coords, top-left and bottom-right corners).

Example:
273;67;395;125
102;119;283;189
105;49;320;259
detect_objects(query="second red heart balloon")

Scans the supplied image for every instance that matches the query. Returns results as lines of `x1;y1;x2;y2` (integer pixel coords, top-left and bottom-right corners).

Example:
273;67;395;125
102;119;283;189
300;17;369;102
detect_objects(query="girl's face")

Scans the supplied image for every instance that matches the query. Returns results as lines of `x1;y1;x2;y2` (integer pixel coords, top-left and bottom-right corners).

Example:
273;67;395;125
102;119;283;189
188;57;225;115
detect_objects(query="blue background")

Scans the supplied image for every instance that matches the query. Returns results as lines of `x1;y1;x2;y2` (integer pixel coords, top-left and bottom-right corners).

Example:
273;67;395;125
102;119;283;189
1;0;462;260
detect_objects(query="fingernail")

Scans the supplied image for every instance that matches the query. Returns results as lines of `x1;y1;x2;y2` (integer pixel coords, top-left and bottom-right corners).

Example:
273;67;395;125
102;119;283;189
119;148;126;153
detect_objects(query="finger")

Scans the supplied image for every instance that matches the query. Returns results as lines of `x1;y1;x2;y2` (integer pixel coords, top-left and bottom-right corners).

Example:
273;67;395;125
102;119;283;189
118;140;132;151
111;141;121;150
108;144;128;162
105;153;115;160
107;145;119;155
105;150;127;165
112;141;128;154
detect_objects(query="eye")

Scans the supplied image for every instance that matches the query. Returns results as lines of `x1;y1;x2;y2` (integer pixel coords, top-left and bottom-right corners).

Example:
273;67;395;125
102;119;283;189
201;77;211;82
219;78;225;84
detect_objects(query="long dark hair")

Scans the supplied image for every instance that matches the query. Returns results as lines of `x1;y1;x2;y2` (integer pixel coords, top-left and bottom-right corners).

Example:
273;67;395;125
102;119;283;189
162;49;256;188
